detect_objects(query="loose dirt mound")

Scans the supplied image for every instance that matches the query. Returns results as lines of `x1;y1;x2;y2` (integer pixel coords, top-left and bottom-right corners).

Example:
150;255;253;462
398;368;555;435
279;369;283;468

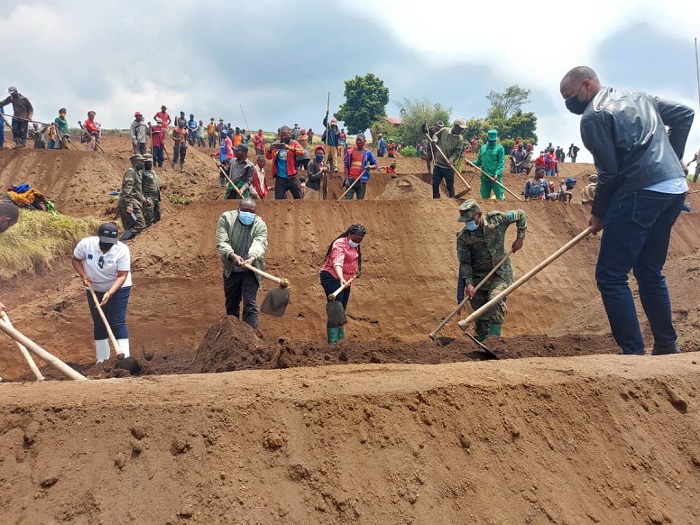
375;174;433;200
3;355;700;524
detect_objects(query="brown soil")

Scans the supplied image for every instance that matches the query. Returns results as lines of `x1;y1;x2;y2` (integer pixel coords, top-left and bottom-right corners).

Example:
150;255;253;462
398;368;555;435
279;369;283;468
2;137;700;524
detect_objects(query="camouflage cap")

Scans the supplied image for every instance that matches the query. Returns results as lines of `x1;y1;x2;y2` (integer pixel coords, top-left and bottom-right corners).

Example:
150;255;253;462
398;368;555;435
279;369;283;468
457;199;481;222
142;153;153;160
130;153;144;161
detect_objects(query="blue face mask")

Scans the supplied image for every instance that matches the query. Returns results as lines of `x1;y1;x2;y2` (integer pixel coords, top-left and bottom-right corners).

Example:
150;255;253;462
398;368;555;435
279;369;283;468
315;154;324;161
464;220;479;231
238;211;255;226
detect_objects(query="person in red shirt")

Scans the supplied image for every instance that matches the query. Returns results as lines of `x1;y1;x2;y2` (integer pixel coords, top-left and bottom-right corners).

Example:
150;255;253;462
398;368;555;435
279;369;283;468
319;223;367;343
149;117;165;167
265;125;304;199
253;128;265;155
83;111;100;151
153;105;171;130
535;150;546;170
251;155;269;199
387;139;396;158
343;134;378;200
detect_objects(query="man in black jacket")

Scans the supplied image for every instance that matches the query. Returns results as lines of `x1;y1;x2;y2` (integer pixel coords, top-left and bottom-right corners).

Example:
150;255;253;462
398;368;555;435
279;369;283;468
560;66;694;356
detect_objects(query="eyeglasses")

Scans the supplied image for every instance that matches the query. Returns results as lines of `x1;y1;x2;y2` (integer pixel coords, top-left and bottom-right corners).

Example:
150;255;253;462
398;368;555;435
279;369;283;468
98;255;104;269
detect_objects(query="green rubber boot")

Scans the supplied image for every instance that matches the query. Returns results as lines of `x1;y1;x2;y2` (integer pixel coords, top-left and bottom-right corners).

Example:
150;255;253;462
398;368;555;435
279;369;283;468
327;327;340;344
488;324;502;337
337;327;345;341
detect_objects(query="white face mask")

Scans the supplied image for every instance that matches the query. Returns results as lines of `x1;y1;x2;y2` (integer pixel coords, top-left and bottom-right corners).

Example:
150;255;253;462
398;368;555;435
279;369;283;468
348;239;360;248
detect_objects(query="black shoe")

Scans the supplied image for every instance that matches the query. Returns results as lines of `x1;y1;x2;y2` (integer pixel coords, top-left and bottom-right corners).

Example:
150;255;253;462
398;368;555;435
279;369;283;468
120;229;135;241
652;342;681;355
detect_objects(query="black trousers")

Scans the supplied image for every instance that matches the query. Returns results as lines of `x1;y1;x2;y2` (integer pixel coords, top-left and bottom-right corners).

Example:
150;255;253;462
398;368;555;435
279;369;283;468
274;177;302;199
223;271;260;328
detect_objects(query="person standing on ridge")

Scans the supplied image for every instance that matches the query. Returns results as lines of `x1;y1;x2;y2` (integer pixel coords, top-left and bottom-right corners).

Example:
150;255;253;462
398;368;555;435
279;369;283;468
0;86;33;148
474;129;505;200
560;65;694;355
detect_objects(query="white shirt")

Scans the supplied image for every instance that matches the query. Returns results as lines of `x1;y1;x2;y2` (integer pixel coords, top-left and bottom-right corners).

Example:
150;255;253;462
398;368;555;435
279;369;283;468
73;236;132;293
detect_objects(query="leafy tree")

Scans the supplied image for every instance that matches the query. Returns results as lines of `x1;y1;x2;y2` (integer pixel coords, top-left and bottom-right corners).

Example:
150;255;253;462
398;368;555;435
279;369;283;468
392;98;451;149
335;73;390;135
486;85;531;120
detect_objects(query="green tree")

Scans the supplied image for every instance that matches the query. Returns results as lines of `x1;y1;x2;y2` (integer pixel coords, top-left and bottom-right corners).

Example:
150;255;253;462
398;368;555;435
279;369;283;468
392;98;451;149
335;73;390;135
486;85;531;120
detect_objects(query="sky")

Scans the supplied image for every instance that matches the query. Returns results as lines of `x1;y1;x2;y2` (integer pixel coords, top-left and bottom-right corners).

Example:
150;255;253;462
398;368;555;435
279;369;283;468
1;0;699;163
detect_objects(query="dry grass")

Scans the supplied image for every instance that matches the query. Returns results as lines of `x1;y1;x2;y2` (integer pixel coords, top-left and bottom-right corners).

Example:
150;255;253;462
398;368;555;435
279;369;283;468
0;210;101;280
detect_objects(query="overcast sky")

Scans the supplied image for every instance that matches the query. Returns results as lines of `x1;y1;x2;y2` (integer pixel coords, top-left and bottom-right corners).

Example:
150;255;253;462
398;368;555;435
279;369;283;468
2;0;699;163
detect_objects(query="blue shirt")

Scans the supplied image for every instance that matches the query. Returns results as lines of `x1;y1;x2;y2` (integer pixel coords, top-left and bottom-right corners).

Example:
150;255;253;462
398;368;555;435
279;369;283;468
276;149;289;179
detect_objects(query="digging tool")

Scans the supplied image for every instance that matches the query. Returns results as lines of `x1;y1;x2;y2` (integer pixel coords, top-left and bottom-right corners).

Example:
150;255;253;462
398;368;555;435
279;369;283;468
464;158;522;201
429;248;514;340
326;276;356;326
687;189;700;195
337;174;363;201
78;121;105;153
1;312;45;380
87;283;122;359
457;227;595;331
0;113;50;126
464;331;500;360
242;263;291;316
219;165;245;199
428;136;472;196
323;91;330;199
0;317;87;380
239;104;250;132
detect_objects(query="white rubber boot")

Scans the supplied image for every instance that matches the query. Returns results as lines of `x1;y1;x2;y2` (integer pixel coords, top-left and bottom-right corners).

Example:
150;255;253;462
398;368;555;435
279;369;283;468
95;339;110;363
117;339;130;358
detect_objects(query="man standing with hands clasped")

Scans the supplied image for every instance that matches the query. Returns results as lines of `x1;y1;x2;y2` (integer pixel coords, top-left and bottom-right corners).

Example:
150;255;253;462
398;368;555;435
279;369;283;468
560;65;694;355
216;198;269;329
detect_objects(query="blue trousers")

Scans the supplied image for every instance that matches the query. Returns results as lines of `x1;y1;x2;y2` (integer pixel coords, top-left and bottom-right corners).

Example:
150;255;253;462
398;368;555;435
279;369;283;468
152;145;164;166
86;286;131;340
596;190;685;354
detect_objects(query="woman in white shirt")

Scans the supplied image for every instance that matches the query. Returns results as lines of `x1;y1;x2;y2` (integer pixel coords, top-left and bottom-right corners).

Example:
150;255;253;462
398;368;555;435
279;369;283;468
71;223;132;363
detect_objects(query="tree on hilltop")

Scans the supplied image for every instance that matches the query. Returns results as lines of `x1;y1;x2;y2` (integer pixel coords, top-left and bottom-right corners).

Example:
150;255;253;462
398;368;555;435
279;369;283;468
335;73;389;135
486;85;531;120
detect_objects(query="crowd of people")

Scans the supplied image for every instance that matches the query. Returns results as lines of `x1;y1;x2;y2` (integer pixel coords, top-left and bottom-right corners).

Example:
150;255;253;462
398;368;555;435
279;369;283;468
1;67;698;363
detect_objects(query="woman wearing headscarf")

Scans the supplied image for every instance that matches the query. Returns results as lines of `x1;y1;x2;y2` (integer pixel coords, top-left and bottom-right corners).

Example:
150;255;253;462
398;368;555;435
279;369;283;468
319;224;366;343
71;222;132;363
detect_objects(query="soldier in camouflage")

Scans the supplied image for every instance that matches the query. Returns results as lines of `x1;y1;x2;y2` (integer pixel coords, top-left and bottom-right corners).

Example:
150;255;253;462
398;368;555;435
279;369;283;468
140;153;162;226
456;199;526;341
118;153;147;241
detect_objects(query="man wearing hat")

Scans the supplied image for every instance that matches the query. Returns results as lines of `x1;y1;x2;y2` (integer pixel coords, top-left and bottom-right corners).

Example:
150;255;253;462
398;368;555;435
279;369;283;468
377;133;387;157
430;119;467;199
581;173;598;206
154;105;171;129
140;154;161;225
305;145;329;199
0;86;34;148
456;199;527;342
207;118;218;149
474;129;505;200
130;111;148;154
118;154;148;240
322;111;342;173
225;144;255;199
149;117;165;167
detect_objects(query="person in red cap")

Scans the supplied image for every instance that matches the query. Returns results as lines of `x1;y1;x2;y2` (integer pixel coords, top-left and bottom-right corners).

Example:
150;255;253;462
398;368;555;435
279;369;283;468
130;112;148;154
153;105;171;130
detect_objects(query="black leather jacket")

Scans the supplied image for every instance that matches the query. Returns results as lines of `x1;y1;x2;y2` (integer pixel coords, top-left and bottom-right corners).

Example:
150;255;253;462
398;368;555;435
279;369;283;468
580;87;694;217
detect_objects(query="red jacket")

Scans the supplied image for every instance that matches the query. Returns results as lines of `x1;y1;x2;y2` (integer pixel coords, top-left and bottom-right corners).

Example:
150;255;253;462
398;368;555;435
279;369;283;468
265;140;304;178
150;124;165;147
84;117;99;134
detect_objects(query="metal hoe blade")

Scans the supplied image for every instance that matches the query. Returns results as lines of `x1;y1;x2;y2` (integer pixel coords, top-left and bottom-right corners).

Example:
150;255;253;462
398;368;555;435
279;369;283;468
260;287;290;317
326;300;347;326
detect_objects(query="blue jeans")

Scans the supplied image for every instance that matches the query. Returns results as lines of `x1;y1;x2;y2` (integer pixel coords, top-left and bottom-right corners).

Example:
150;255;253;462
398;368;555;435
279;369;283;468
344;180;367;200
86;286;131;340
596;190;685;354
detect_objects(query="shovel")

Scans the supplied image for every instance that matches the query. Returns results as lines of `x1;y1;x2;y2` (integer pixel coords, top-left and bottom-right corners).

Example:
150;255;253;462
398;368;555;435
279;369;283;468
242;263;291;316
326;276;356;326
457;227;595;331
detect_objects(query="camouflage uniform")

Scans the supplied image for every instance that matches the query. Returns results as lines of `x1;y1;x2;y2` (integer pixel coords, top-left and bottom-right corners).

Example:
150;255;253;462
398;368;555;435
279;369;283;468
118;154;147;236
140;165;161;226
457;200;527;340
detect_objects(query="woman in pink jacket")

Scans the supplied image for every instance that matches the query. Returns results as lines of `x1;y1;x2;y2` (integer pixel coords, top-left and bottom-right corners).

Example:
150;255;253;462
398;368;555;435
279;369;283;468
319;224;366;343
